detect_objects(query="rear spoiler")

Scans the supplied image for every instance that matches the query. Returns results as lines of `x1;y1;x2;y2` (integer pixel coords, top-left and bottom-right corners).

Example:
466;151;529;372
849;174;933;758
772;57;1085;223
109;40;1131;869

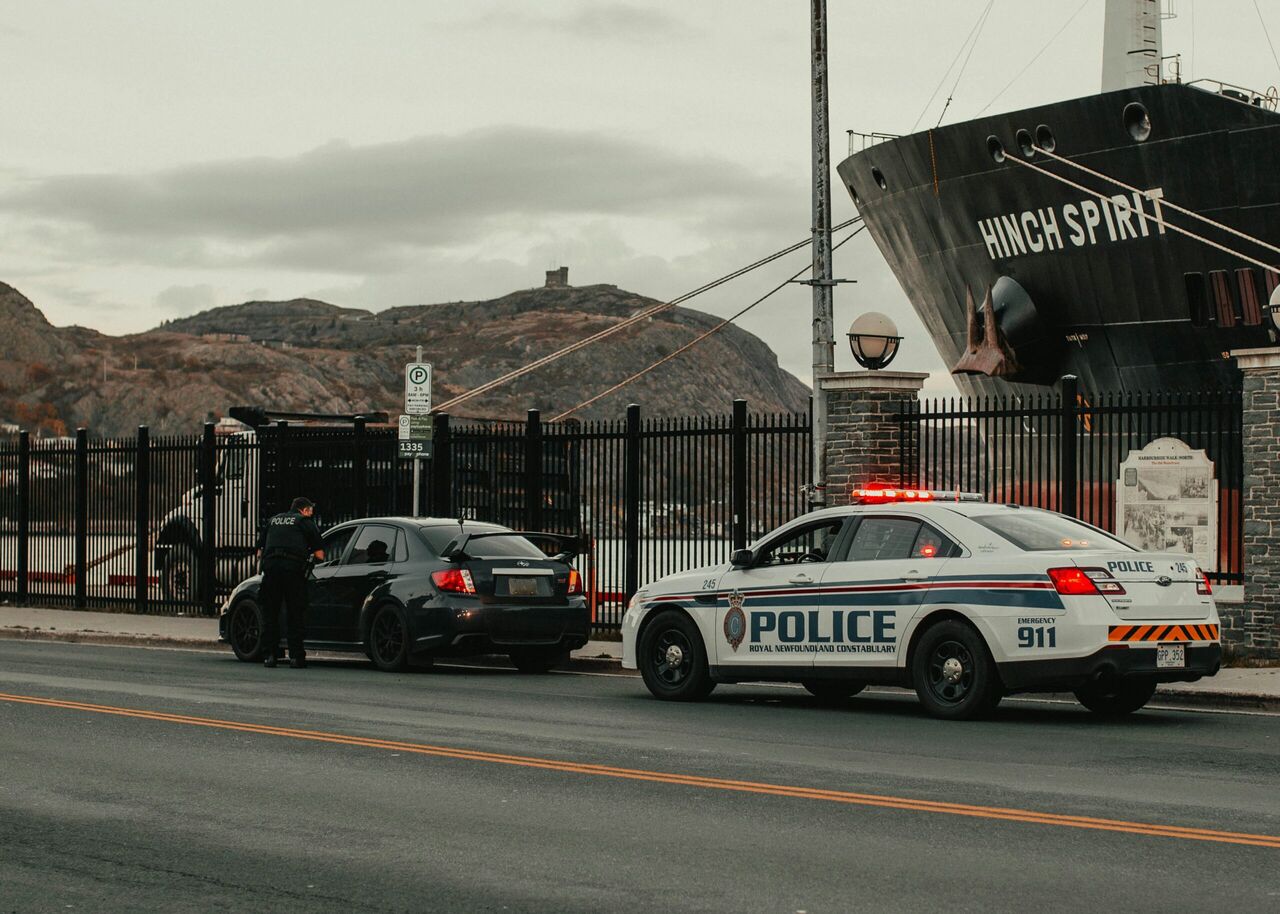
440;531;581;563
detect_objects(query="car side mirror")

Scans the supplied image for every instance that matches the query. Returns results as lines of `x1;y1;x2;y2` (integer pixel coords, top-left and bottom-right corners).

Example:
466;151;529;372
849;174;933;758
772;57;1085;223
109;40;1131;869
730;549;754;568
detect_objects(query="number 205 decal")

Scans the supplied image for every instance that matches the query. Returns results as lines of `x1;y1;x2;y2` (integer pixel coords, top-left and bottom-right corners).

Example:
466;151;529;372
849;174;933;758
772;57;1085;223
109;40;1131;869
1017;625;1057;649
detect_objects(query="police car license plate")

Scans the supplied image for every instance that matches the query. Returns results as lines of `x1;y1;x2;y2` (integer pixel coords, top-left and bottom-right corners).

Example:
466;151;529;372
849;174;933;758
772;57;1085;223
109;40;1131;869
1156;644;1185;669
507;577;538;597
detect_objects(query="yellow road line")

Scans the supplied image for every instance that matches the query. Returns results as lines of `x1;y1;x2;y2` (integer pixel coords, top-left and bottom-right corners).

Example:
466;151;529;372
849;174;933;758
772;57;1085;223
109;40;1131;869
2;690;1277;849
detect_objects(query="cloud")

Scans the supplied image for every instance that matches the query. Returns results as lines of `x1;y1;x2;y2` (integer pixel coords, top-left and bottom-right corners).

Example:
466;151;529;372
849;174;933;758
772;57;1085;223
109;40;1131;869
445;3;688;40
154;283;218;317
1;127;799;275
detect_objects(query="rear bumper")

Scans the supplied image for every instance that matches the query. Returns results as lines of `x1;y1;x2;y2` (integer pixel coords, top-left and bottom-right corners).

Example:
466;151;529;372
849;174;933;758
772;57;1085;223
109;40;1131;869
410;600;591;656
998;643;1222;693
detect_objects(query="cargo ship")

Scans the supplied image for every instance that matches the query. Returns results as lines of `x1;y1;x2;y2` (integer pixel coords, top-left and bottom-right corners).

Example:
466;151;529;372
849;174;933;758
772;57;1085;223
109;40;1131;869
837;0;1280;395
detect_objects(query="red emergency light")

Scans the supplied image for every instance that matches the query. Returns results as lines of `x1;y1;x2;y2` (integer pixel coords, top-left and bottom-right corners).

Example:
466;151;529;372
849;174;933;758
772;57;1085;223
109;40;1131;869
849;486;935;505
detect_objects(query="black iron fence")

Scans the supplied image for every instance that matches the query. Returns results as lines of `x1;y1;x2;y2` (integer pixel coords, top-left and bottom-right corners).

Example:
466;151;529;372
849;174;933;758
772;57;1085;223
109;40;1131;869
0;402;812;631
896;377;1244;584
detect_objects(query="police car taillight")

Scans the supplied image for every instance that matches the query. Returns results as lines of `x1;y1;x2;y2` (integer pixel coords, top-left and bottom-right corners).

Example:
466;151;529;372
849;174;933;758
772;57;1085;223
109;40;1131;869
1197;570;1212;596
1047;567;1124;596
432;568;476;594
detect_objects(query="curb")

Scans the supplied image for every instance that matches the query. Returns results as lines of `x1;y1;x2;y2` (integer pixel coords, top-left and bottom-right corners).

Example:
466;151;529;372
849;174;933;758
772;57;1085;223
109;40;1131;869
1150;689;1280;713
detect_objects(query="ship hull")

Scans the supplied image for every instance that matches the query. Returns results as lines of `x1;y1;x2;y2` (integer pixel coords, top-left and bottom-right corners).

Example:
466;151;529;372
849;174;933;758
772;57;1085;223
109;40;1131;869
837;83;1280;395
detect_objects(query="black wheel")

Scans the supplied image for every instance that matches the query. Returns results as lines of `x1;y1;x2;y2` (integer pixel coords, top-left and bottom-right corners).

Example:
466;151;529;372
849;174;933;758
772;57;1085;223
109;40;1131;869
509;646;570;674
159;541;200;603
1074;678;1157;716
368;604;410;672
801;679;866;703
911;620;1002;720
228;598;267;662
638;610;715;702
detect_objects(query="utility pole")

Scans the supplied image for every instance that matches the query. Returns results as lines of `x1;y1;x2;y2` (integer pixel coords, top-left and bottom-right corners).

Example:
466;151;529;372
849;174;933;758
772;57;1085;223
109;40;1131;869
810;0;836;508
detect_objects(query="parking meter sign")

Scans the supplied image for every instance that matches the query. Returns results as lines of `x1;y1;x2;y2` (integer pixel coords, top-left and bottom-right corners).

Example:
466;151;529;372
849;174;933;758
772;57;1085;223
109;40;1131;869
405;363;432;415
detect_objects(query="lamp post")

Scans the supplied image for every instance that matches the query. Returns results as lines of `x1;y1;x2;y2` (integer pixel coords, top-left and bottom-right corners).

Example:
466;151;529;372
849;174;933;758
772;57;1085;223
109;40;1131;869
847;312;903;370
1269;283;1280;343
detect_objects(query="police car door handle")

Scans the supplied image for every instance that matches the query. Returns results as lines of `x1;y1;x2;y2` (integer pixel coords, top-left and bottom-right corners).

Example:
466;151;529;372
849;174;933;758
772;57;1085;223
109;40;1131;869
788;573;815;586
901;570;929;582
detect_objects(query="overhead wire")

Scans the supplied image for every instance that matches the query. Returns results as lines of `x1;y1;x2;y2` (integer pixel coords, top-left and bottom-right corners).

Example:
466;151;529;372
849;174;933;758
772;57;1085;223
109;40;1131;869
1004;149;1280;276
433;217;863;413
551;223;868;421
910;0;996;133
935;0;997;127
1255;0;1280;79
978;0;1095;116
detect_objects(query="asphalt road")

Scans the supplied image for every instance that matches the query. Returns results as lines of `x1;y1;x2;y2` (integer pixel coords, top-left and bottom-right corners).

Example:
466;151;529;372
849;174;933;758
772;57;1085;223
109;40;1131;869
1;640;1278;913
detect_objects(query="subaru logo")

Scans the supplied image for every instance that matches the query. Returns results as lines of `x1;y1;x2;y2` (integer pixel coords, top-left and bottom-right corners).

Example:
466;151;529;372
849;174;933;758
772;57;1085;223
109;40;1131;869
1157;575;1172;587
517;560;529;567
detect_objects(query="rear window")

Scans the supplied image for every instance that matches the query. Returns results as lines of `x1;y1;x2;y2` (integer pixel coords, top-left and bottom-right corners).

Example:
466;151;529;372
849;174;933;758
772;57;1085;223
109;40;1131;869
418;525;546;558
970;512;1134;552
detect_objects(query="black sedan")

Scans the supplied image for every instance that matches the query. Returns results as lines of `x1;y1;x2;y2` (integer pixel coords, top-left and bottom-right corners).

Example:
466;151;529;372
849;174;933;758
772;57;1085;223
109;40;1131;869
218;517;591;672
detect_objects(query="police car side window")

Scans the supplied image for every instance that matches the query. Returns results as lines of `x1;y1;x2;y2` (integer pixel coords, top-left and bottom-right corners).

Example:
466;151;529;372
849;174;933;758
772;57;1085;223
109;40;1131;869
910;524;955;559
845;518;921;561
756;521;844;567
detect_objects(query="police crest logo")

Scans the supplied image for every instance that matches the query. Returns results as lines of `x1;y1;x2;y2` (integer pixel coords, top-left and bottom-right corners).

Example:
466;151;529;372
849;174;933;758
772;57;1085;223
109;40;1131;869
723;591;746;651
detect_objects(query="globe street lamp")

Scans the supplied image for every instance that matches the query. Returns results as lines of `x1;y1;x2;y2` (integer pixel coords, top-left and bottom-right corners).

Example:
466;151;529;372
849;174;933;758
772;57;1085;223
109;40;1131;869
847;312;902;370
1269;282;1280;342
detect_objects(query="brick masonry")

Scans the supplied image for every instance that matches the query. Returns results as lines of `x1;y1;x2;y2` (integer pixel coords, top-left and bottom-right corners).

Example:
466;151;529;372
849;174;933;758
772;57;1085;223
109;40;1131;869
1235;350;1280;662
821;371;927;506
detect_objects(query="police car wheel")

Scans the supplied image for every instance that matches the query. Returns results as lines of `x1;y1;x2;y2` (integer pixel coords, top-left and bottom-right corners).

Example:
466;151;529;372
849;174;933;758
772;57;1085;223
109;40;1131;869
1073;678;1157;716
228;598;267;662
911;620;1002;720
639;610;715;702
368;605;410;672
801;679;866;702
509;646;570;674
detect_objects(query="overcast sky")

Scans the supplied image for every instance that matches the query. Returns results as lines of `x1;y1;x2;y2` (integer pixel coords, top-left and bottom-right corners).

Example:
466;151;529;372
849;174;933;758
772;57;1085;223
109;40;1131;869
1;0;1277;396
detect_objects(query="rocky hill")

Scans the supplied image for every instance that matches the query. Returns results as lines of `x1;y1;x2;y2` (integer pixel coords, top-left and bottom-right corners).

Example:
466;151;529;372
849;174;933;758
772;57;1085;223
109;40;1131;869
0;278;809;437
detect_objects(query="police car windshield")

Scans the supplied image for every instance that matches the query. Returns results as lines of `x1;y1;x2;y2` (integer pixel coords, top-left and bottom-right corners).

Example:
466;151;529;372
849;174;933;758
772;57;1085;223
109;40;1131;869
970;512;1134;552
418;525;546;559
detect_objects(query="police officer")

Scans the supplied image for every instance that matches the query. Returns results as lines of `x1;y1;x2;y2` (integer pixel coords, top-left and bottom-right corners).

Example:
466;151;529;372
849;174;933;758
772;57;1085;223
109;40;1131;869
257;496;325;669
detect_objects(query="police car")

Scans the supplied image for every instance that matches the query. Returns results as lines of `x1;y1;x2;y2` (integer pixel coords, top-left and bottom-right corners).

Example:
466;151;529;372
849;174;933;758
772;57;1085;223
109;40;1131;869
621;489;1222;720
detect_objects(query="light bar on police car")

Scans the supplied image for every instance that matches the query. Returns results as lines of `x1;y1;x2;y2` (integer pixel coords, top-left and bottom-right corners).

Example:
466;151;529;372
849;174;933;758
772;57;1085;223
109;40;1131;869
849;487;986;505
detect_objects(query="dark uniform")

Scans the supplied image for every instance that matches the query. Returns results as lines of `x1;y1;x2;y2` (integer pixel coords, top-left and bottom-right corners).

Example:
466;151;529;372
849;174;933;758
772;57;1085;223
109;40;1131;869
257;500;324;666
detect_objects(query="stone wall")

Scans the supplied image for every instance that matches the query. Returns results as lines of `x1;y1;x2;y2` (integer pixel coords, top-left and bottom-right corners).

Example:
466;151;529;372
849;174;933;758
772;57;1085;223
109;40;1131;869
1237;351;1280;661
820;371;927;507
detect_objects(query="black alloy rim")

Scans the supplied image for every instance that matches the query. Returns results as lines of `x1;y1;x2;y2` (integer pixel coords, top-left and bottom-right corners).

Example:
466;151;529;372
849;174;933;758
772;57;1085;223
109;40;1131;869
231;605;259;652
927;639;975;704
373;610;404;663
652;628;693;687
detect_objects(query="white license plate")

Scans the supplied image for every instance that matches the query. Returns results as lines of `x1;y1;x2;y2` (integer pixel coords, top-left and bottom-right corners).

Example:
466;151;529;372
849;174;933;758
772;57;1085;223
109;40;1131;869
1156;643;1185;669
507;577;538;597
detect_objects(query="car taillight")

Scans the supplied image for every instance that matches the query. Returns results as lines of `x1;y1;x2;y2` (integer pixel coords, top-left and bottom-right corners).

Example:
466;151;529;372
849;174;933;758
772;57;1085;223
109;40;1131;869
1082;568;1126;595
566;569;583;595
1197;570;1212;596
432;568;475;594
1047;567;1101;596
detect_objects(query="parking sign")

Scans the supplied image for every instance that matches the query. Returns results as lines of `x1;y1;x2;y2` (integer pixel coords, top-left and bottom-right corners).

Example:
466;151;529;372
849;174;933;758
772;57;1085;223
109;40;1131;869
405;362;432;415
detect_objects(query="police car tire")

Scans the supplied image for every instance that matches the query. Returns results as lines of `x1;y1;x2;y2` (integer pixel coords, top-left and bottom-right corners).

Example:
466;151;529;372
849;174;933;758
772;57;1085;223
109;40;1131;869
509;646;570;674
801;679;866;702
911;620;1003;721
1073;678;1158;716
638;610;715;702
368;604;410;672
228;598;267;663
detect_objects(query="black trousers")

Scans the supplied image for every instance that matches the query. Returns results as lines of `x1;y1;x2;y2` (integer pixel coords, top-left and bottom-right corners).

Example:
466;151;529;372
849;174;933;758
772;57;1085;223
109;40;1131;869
259;564;309;660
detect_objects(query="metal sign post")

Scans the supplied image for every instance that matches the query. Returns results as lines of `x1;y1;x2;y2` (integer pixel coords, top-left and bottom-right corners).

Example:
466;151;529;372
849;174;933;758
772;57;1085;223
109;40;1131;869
809;0;836;508
404;346;433;517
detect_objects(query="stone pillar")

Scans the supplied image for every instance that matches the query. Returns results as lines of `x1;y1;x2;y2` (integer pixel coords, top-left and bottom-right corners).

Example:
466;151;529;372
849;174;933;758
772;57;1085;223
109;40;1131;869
1231;347;1280;661
820;370;928;507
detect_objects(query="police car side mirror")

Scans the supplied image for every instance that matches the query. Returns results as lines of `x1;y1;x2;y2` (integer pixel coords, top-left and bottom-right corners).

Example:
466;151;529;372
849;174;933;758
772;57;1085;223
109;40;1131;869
730;549;754;568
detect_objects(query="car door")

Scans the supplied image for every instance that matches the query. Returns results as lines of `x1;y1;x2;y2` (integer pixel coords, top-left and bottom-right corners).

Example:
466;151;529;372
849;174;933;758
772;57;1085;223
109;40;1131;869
712;517;850;671
816;516;956;670
322;524;405;643
305;524;358;643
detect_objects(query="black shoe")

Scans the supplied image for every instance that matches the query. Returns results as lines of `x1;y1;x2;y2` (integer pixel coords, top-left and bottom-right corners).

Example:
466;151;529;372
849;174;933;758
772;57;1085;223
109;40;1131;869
263;655;278;668
289;657;307;669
